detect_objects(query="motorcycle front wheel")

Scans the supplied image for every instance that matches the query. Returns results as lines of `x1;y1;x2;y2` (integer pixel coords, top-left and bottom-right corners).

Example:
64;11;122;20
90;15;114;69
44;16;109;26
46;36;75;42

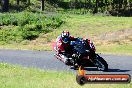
94;54;108;71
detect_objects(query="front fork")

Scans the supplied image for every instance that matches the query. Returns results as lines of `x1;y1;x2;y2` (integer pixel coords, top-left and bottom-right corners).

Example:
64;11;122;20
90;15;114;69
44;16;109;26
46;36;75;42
87;52;98;66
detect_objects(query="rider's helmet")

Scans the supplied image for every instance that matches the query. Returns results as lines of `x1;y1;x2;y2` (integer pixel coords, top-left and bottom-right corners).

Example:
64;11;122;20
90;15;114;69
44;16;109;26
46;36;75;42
61;31;70;44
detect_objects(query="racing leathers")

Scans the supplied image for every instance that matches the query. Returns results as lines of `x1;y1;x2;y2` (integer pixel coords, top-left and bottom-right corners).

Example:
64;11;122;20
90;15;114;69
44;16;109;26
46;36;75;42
55;35;95;65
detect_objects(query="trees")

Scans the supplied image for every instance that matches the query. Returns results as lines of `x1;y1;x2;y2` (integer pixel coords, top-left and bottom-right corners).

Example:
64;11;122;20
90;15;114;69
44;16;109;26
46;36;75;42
1;0;44;12
1;0;132;16
47;0;132;16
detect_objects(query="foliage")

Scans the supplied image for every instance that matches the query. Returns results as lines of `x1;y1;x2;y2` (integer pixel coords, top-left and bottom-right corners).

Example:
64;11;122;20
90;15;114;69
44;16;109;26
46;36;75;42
0;12;64;43
0;63;132;88
1;0;132;16
48;0;132;16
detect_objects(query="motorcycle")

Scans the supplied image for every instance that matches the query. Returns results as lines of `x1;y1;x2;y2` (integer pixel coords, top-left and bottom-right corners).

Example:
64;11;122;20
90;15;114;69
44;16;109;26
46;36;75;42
54;38;108;71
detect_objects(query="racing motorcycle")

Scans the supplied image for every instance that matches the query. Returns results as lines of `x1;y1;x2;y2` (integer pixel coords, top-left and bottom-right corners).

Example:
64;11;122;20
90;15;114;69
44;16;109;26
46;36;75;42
54;38;108;71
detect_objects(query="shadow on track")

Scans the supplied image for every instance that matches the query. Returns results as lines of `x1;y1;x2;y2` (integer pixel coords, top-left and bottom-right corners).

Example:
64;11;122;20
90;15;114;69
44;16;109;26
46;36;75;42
70;67;99;71
107;69;130;72
71;67;130;72
84;68;130;72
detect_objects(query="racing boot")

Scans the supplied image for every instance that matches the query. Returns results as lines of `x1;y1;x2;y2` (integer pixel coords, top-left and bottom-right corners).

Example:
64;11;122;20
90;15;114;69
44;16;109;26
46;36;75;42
65;58;73;66
61;55;71;65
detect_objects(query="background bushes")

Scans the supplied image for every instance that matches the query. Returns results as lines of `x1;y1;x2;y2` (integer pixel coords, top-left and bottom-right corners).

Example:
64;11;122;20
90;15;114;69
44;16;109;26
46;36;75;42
0;12;64;43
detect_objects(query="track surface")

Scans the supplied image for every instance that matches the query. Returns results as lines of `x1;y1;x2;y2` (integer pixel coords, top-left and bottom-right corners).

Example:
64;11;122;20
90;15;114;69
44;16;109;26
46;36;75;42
0;49;132;75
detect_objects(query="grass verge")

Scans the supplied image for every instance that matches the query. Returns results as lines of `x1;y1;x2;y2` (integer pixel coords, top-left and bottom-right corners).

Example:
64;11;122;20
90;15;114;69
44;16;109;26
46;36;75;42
0;43;131;56
30;14;132;55
0;13;132;55
0;63;132;88
96;44;132;56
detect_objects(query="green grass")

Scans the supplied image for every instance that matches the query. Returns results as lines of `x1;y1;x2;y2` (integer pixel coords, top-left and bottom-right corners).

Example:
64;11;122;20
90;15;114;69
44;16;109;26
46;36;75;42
0;13;132;55
46;14;132;39
0;12;63;43
0;43;52;51
36;14;132;55
96;44;132;56
0;63;131;88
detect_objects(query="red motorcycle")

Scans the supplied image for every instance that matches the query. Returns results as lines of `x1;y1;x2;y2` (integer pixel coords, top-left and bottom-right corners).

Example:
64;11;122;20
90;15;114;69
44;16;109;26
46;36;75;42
54;38;108;71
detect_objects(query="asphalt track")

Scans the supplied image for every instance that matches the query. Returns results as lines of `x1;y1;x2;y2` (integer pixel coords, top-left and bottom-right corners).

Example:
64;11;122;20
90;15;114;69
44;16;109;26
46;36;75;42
0;49;132;76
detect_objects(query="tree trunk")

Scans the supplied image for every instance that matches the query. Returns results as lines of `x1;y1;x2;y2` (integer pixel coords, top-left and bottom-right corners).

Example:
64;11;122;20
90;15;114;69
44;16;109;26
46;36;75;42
93;0;99;13
16;0;19;5
119;0;123;10
27;0;30;5
41;0;44;11
2;0;9;12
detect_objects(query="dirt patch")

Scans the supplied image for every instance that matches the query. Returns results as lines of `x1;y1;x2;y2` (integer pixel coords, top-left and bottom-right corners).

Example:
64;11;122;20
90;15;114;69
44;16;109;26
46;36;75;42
28;29;132;47
93;29;132;45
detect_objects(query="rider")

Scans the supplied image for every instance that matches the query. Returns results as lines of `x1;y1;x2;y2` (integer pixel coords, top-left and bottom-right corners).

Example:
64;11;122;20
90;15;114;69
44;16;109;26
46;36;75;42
55;31;76;65
55;31;95;65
